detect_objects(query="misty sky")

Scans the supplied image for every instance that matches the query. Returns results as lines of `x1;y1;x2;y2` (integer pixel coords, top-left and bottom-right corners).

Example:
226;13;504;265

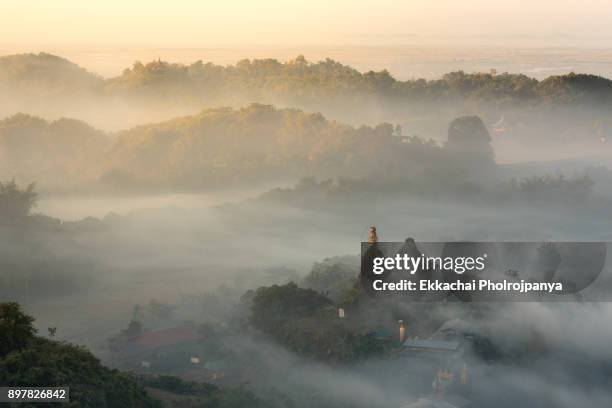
3;0;612;47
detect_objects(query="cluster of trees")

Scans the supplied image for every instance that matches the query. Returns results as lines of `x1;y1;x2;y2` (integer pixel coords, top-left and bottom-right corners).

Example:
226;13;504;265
0;302;159;407
0;53;102;95
139;375;280;408
0;113;109;188
1;303;292;408
245;282;391;362
0;181;98;301
0;180;37;222
98;58;612;107
3;53;612;145
258;172;598;210
6;53;612;108
106;104;417;188
504;174;595;203
0;107;494;191
0;55;607;201
301;256;359;303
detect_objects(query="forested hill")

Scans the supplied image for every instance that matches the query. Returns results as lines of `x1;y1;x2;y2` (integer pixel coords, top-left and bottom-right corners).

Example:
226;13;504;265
0;53;103;94
0;302;158;407
107;104;458;188
2;52;612;153
3;52;612;106
0;106;494;191
109;56;612;107
0;113;110;188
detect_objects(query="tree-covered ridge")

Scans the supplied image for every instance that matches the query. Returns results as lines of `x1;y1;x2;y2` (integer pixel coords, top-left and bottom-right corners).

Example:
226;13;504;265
245;282;392;362
107;104;417;186
1;105;492;190
0;302;277;407
0;53;103;93
3;103;600;201
3;52;612;106
0;302;159;408
538;73;612;104
107;105;494;189
93;54;612;105
103;58;612;105
3;52;612;155
0;113;110;187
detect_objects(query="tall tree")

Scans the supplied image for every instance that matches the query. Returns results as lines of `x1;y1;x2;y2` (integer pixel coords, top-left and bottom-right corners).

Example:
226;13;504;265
0;302;36;356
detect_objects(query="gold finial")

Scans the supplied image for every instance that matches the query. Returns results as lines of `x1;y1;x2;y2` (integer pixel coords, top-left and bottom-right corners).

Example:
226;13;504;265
368;226;378;243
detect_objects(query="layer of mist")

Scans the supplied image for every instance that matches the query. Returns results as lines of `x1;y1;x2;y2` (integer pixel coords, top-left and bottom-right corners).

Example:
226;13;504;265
2;51;612;408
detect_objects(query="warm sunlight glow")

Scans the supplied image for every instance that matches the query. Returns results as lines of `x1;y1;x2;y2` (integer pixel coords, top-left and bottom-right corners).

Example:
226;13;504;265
2;0;612;47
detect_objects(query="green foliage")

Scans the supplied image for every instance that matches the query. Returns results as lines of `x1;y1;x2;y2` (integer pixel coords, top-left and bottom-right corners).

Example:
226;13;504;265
0;303;159;408
0;114;110;187
0;302;36;356
537;72;612;104
277;316;390;362
8;53;611;113
0;53;102;92
249;282;332;333
140;375;272;408
107;57;608;107
0;105;438;190
248;283;390;362
6;53;612;107
3;53;611;193
0;104;499;195
301;256;359;303
107;104;482;189
142;375;218;396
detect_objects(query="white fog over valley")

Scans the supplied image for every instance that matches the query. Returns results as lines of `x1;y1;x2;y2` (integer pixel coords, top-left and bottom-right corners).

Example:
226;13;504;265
2;1;612;407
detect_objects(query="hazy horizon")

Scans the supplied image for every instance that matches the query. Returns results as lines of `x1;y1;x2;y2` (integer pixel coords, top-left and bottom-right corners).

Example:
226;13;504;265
4;0;612;80
3;0;612;48
4;45;612;81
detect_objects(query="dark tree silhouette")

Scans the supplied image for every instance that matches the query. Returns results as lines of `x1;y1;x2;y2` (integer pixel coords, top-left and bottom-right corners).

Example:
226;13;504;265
446;116;493;157
0;302;36;356
0;180;37;220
